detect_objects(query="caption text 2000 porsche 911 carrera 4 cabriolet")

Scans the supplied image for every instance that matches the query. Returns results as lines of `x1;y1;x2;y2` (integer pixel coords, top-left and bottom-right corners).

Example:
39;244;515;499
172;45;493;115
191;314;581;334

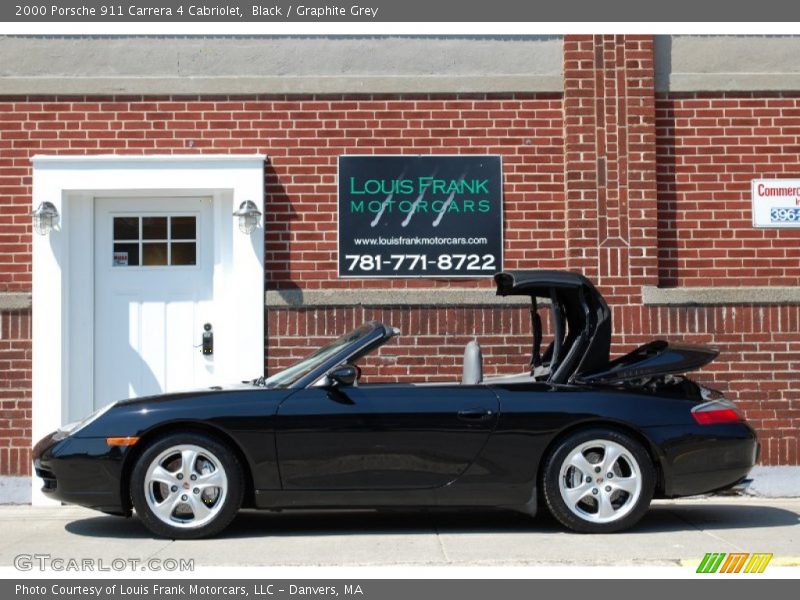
33;270;758;538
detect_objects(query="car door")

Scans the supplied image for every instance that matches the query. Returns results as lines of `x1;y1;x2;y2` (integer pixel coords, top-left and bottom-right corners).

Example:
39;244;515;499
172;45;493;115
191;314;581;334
275;384;499;490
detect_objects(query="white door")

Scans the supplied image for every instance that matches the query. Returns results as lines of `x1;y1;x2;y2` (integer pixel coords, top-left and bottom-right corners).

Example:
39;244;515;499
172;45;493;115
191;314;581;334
94;197;215;407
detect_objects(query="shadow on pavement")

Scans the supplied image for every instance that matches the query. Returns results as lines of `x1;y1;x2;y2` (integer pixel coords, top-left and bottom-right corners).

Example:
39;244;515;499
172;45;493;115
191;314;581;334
64;501;799;540
642;501;800;532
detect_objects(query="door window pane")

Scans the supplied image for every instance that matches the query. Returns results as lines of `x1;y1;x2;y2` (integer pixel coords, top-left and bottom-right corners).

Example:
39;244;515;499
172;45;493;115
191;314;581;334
142;243;168;266
113;243;139;266
113;217;138;240
171;216;196;240
171;242;197;266
142;217;168;240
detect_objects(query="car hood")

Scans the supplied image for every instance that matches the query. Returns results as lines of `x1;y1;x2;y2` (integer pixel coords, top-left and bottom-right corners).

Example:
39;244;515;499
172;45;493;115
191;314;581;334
114;381;274;406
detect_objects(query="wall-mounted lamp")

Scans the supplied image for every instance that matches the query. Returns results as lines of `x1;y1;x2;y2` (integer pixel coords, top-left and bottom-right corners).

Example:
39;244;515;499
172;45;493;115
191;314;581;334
30;201;60;235
232;200;262;234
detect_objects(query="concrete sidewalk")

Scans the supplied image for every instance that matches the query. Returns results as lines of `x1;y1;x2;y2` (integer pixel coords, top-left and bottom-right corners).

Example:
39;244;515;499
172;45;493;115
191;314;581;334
0;497;796;568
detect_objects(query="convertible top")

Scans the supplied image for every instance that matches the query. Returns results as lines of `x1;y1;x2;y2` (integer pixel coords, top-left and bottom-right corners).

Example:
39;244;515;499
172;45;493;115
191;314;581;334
493;270;718;386
494;270;611;383
494;270;597;297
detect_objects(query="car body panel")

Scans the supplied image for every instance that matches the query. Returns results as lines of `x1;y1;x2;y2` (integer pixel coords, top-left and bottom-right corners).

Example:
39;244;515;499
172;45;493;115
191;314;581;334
31;270;759;531
33;432;127;514
33;378;758;516
275;384;499;490
46;387;293;506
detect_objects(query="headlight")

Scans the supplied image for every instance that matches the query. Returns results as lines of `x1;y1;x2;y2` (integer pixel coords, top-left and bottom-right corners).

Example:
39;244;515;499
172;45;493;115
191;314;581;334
54;401;117;439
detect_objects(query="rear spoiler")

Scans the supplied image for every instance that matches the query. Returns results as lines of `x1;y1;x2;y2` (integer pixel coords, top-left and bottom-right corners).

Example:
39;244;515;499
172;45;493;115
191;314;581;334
575;340;719;384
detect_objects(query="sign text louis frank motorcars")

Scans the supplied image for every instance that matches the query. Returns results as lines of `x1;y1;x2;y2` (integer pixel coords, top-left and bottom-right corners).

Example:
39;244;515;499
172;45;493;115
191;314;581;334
338;155;503;277
752;179;800;227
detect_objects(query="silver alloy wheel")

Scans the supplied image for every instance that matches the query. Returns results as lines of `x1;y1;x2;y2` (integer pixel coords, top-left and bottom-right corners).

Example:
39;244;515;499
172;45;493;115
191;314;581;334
557;439;642;524
143;444;228;529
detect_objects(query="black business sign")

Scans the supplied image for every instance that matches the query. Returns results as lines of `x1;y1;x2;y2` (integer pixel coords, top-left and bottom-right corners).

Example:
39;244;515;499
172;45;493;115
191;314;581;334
338;155;503;278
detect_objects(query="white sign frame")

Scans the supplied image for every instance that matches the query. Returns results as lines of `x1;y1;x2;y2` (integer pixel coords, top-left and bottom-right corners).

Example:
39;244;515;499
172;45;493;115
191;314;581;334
751;179;800;228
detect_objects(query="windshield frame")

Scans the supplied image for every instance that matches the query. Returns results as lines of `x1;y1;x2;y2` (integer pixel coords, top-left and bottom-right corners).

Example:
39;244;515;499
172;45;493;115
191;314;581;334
263;321;394;389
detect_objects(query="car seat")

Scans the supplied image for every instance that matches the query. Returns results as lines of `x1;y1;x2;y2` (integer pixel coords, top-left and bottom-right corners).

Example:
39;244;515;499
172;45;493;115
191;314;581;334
461;340;483;385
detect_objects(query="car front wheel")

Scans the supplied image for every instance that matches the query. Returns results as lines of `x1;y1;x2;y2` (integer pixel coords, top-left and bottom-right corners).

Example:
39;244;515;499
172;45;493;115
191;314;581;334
542;429;655;533
131;432;244;539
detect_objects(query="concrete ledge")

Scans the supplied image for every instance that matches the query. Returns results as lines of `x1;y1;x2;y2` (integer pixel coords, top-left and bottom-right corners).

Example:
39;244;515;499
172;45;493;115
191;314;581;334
667;73;800;92
642;286;800;306
745;467;800;498
656;35;800;92
0;476;30;505
0;292;32;311
266;288;530;308
0;35;564;95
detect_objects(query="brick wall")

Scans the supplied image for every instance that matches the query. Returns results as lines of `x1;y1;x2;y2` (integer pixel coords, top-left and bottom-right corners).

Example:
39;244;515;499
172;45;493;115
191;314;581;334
563;35;659;300
0;36;798;476
0;310;31;475
652;92;800;465
0;129;32;474
0;138;32;292
657;93;800;287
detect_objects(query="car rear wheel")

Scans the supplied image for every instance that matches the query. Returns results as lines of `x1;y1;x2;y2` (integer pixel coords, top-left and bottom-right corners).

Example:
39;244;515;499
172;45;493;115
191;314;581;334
542;429;655;533
131;432;244;539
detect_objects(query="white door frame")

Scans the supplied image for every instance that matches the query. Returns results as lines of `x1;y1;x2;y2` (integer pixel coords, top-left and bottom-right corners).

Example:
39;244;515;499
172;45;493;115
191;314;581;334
31;155;266;505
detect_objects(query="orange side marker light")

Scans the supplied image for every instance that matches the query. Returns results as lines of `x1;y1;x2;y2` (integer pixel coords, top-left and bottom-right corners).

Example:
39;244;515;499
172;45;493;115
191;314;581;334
106;436;140;446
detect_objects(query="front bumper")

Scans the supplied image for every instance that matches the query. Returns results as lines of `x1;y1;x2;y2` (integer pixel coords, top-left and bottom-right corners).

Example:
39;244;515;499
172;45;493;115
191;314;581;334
32;430;130;516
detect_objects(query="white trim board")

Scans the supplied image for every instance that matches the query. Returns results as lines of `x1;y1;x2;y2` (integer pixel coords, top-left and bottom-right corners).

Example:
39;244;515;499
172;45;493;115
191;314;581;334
32;154;266;163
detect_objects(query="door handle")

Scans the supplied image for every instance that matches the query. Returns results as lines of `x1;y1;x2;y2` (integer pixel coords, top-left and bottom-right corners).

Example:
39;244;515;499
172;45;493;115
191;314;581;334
202;323;213;355
457;408;494;421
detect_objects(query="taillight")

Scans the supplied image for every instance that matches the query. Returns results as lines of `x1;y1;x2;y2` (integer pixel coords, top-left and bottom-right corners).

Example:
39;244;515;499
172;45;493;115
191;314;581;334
691;399;744;425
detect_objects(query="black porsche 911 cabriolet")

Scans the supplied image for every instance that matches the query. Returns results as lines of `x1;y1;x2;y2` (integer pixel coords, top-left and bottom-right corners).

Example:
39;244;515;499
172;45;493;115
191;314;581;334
33;270;758;538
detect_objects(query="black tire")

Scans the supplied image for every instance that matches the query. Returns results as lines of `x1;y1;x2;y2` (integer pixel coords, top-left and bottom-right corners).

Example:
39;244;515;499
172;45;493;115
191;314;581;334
130;432;244;539
541;428;655;533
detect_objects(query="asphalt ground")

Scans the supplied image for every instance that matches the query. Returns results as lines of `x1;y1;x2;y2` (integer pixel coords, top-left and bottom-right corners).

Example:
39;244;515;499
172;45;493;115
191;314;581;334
0;497;796;569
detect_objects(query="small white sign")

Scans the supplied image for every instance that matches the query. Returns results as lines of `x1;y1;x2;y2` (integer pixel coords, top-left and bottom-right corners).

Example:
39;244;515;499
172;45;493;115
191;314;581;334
113;251;129;266
752;179;800;228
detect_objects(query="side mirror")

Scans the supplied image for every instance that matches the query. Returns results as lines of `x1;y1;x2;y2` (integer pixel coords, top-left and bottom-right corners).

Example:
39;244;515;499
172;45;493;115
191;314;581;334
327;364;360;387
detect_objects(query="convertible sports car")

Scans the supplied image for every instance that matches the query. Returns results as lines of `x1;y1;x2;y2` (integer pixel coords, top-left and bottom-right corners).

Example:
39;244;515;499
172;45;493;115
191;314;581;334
33;270;758;538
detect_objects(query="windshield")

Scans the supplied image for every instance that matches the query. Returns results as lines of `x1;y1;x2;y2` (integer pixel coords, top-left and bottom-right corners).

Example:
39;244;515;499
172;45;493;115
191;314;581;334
262;322;382;389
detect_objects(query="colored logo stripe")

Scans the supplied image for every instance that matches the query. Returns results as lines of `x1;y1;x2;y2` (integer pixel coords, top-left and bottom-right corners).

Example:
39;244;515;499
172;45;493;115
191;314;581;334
697;553;725;573
744;553;773;573
720;553;749;573
696;553;773;573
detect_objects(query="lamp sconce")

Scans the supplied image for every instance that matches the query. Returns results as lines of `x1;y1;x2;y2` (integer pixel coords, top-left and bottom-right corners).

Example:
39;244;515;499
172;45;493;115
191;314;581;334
30;201;60;236
232;200;262;235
